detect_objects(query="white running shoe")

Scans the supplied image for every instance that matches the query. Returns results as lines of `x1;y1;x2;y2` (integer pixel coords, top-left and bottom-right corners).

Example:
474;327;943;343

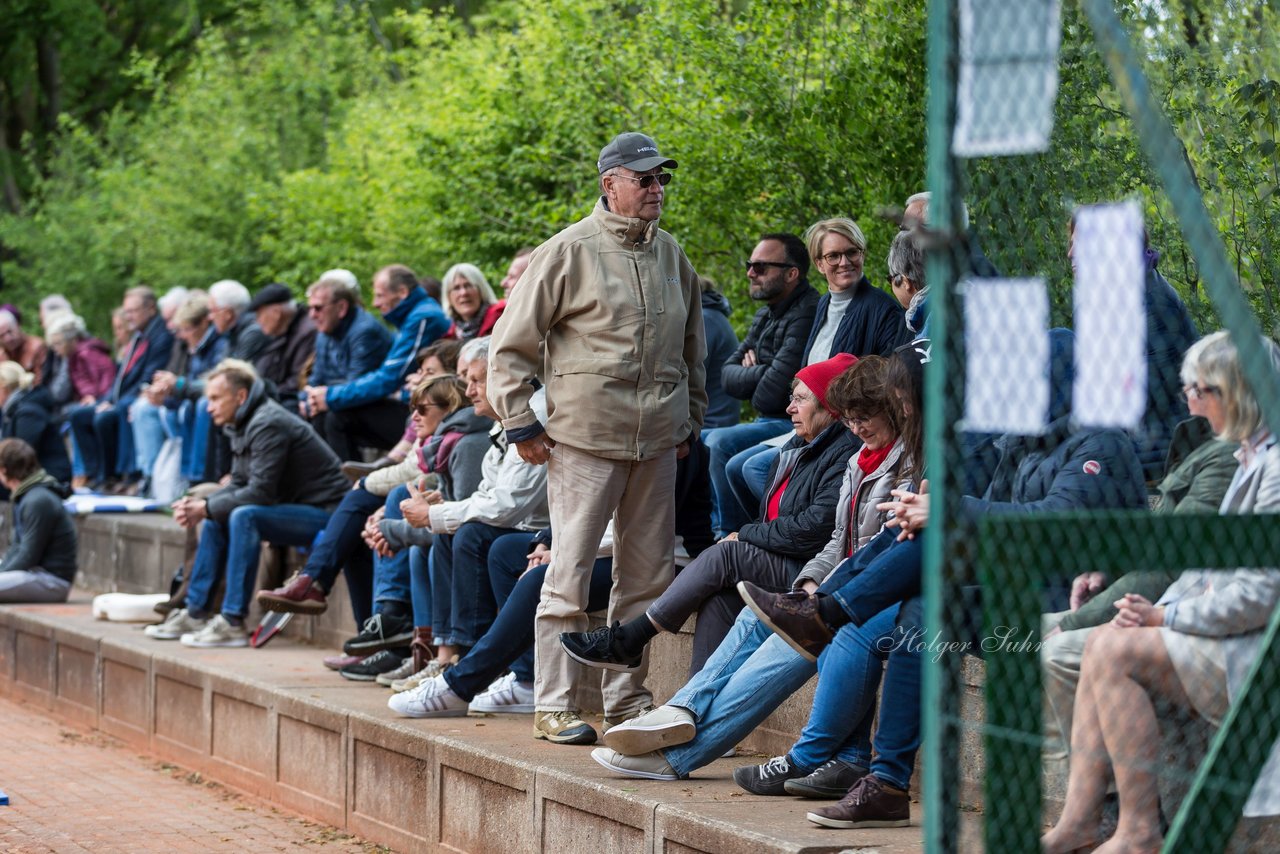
144;608;208;640
468;672;535;714
388;673;468;718
180;614;249;648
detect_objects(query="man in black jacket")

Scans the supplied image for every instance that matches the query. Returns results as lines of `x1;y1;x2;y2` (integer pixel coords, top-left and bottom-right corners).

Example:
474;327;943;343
145;359;350;648
703;233;819;536
0;438;77;602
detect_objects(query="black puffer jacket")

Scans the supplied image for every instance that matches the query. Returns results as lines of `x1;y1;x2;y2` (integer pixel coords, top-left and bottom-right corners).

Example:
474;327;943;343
1;386;71;485
205;379;350;522
736;421;858;561
721;282;820;418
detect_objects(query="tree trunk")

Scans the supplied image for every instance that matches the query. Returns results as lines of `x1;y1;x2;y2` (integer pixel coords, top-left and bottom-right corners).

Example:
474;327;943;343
36;32;62;135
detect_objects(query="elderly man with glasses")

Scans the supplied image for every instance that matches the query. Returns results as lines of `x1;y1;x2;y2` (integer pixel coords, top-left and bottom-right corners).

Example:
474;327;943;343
487;131;707;746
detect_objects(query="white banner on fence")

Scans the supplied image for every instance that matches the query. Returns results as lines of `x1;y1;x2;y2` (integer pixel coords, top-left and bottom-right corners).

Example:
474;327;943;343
963;277;1050;435
954;0;1061;157
1072;200;1147;429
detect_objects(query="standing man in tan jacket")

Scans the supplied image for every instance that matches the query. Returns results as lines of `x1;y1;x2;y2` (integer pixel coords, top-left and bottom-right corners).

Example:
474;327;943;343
488;131;707;745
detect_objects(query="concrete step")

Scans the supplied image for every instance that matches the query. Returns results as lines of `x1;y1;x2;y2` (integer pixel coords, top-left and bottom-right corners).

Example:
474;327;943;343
0;597;981;852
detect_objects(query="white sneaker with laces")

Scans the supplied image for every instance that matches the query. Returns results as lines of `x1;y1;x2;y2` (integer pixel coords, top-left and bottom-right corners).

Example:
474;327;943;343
180;614;248;648
469;672;535;714
388;673;468;718
602;704;696;756
390;657;455;693
144;608;208;640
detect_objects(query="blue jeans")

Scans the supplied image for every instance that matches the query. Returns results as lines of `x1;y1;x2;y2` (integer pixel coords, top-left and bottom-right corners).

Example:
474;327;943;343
179;401;213;482
371;484;413;610
663;609;815;777
732;445;779;512
866;595;924;789
702;418;791;535
129;398;165;478
68;400;137;481
659;531;900;777
445;536;612;701
186;504;333;619
829;532;925;627
787;603;901;774
430;521;520;647
302;484;382;628
410;545;431;628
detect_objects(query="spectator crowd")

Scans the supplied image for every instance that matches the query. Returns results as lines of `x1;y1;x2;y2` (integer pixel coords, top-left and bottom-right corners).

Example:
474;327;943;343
3;130;1278;847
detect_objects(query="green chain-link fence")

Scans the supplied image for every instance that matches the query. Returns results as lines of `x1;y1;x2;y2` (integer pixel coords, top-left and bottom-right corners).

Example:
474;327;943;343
919;1;1280;851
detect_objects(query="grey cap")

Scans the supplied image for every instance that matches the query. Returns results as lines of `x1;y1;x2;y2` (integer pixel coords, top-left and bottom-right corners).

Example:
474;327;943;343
597;132;678;175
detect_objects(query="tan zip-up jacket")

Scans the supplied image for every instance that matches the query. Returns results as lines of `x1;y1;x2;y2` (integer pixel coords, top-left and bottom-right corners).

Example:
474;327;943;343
488;198;707;461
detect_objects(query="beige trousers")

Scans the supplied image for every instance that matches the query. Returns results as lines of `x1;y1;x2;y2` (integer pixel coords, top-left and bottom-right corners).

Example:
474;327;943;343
1041;611;1092;784
534;443;676;717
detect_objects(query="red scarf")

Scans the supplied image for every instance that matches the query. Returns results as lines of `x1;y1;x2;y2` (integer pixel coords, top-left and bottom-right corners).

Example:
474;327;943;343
765;473;791;522
857;443;893;476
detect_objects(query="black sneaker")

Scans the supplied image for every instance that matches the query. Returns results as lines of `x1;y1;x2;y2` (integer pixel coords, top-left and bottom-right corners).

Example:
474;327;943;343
559;622;642;672
339;648;411;682
732;755;810;796
784;758;869;799
343;612;414;655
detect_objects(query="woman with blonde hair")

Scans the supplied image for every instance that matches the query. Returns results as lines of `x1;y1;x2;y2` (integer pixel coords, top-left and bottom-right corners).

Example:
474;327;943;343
0;361;71;486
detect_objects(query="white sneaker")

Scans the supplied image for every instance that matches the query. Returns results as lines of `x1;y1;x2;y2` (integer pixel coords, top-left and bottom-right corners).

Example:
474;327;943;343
144;608;208;640
376;657;416;686
180;614;249;648
468;672;535;714
390;656;456;693
388;673;468;718
603;705;696;756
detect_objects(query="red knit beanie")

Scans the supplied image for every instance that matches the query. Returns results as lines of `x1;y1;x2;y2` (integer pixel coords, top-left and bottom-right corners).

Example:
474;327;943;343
795;353;858;415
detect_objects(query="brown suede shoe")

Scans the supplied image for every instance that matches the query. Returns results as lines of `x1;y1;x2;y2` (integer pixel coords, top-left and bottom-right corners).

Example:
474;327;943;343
736;581;832;662
806;774;910;829
256;573;328;614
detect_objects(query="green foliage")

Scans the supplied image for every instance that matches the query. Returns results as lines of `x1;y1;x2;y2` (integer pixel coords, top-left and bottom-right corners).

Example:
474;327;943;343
1;0;928;334
2;0;1275;343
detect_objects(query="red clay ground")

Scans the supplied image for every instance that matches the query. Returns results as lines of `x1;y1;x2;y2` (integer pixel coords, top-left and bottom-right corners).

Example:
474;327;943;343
0;694;388;853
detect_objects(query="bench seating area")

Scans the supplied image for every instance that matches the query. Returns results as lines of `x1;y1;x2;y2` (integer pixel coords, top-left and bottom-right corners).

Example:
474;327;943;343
0;510;993;851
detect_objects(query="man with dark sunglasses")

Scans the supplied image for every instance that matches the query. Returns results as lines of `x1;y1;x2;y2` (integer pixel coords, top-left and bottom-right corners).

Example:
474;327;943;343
702;233;820;537
488;131;707;747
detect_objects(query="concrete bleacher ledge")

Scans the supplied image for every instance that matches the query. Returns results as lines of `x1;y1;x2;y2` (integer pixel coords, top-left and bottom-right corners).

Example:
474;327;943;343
0;510;990;852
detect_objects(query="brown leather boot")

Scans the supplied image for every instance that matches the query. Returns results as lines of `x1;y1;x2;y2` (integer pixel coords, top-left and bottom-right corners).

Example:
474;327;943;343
410;626;435;672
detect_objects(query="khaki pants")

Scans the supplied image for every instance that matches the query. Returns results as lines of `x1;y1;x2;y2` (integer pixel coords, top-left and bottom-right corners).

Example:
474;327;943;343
1041;611;1093;786
535;443;676;717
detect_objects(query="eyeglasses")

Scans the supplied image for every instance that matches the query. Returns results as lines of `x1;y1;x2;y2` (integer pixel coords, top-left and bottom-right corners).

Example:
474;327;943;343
745;260;797;275
818;249;864;267
887;273;904;288
788;392;816;406
1184;384;1220;400
412;403;444;416
609;171;672;189
307;301;337;313
842;413;873;427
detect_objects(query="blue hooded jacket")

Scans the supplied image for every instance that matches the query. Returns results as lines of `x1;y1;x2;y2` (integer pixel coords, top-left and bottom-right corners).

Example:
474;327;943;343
701;289;740;429
961;328;1148;518
325;287;449;410
310;305;393;389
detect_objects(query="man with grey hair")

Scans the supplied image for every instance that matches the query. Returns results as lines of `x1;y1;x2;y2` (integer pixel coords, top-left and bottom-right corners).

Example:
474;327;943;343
0;309;48;386
67;286;174;490
488;131;706;745
208;279;268;362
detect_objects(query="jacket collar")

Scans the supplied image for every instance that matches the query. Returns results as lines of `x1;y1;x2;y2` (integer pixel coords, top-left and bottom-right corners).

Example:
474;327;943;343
231;378;268;431
332;305;360;338
768;280;817;319
384;286;428;328
594;198;659;248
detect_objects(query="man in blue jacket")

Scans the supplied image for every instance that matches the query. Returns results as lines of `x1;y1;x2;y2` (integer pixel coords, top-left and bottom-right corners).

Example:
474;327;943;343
305;273;393;393
67;286;174;491
302;264;449;460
